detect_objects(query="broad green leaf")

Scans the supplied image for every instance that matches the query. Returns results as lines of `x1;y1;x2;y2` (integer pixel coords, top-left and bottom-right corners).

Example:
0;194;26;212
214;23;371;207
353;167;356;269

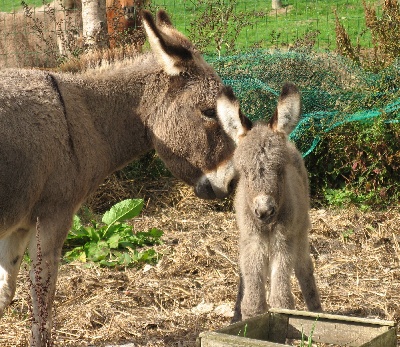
107;233;120;249
86;227;101;242
99;260;118;267
102;199;144;228
118;252;133;266
72;215;82;231
85;241;110;262
149;228;163;238
119;241;135;249
102;223;122;240
64;246;86;263
138;249;157;261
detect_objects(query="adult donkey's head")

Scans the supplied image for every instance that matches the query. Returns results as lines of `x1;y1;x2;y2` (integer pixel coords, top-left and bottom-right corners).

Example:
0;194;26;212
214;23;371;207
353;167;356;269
142;10;251;199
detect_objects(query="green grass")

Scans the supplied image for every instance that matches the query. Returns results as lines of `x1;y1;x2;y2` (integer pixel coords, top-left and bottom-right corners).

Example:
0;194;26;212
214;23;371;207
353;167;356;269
0;0;50;12
151;0;374;53
0;0;374;52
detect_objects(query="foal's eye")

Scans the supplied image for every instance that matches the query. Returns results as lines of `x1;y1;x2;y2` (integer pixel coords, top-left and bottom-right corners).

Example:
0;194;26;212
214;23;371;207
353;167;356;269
201;108;217;119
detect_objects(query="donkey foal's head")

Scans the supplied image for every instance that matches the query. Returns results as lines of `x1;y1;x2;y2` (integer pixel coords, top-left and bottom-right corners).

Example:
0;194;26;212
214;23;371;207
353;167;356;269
234;83;301;224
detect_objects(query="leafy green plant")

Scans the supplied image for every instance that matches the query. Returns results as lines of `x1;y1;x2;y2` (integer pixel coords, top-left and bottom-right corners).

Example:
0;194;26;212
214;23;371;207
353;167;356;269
299;316;319;347
342;228;355;242
64;199;163;267
323;188;372;211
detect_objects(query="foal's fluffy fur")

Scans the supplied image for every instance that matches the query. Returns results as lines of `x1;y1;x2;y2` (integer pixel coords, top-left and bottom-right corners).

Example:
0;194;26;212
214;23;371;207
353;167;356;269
232;83;322;322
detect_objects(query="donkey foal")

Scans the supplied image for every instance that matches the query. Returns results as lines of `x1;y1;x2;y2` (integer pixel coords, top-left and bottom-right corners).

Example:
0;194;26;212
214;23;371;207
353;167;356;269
232;83;322;322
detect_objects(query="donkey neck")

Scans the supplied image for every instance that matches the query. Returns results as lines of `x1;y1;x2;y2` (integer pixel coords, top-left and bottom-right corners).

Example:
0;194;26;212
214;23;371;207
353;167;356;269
54;54;172;176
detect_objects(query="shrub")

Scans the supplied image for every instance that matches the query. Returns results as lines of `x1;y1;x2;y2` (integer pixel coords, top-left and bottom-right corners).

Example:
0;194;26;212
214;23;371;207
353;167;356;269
186;0;253;56
335;0;400;72
305;115;400;209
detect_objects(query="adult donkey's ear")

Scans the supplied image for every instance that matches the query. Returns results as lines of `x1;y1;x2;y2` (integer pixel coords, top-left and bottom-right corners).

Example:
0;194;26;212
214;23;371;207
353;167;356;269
269;82;302;135
156;10;195;50
142;10;193;76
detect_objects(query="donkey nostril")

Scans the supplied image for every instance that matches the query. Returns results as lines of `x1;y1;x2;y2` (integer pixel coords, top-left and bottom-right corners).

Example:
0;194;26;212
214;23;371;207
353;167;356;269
255;205;275;221
269;206;275;216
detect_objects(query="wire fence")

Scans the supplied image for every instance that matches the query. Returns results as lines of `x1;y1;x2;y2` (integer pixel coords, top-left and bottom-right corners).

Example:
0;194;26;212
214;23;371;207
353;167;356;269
0;0;376;58
150;0;373;54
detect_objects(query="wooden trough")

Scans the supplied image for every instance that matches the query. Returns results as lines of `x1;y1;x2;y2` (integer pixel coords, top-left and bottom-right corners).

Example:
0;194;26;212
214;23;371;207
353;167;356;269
198;308;397;347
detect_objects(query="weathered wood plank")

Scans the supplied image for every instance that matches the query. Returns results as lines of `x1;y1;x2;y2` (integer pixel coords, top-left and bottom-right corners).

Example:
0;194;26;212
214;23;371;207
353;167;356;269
197;309;397;347
198;332;286;347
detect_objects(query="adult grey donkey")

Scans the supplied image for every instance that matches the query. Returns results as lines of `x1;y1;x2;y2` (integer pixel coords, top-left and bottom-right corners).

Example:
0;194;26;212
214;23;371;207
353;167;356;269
232;83;322;322
0;10;251;345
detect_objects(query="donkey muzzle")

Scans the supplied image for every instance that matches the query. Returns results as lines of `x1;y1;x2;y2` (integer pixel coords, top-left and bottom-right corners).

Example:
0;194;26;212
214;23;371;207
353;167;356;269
253;195;276;223
194;175;236;200
194;161;237;199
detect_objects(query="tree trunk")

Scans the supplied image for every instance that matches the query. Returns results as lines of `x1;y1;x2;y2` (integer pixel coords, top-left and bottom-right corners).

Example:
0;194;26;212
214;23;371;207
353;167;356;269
272;0;283;10
82;0;108;49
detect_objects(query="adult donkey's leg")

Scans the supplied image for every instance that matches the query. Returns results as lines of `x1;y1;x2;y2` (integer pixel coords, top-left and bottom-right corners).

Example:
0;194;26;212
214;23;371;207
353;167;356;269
0;229;32;315
294;237;322;312
27;214;72;346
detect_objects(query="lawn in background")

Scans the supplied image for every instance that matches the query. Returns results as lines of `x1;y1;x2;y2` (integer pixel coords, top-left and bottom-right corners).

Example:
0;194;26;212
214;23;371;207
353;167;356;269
0;0;375;51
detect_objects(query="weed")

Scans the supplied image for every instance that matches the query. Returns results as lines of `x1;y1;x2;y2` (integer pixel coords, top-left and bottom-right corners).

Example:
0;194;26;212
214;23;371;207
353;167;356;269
342;229;355;242
299;315;318;347
22;1;61;62
335;0;400;72
64;199;163;267
186;0;254;56
28;218;55;347
237;323;248;337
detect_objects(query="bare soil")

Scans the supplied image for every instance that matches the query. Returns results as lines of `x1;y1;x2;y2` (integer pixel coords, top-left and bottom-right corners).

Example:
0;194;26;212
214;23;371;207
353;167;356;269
1;177;399;346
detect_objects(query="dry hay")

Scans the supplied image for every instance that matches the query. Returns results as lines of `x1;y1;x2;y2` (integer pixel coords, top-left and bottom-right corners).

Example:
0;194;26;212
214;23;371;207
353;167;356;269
0;177;399;346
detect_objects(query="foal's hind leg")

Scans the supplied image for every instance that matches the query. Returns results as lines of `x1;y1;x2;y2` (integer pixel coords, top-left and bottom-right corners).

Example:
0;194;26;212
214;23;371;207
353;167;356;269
294;238;322;312
232;273;244;323
0;228;32;315
27;214;72;347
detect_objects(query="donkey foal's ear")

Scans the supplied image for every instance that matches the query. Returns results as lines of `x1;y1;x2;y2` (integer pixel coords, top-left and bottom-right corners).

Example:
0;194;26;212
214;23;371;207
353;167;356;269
142;10;192;76
217;86;249;145
273;82;301;135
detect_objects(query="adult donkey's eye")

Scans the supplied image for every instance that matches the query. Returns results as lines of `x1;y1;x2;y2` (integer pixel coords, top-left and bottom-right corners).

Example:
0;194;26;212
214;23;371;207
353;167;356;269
202;108;217;119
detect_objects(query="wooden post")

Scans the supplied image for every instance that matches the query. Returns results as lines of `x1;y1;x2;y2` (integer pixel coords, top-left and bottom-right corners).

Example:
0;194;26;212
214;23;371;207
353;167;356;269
272;0;283;10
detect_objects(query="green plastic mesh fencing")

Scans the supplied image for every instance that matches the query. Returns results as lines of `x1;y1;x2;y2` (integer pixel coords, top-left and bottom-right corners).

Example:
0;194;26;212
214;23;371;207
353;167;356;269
208;50;400;157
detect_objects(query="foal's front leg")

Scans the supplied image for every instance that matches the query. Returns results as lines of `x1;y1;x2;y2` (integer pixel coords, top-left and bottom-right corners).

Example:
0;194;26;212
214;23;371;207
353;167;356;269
269;228;295;310
237;235;268;321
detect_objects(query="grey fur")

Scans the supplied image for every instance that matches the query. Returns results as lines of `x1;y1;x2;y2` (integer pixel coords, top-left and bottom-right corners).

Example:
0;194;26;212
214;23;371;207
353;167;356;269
0;10;250;345
232;83;321;322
